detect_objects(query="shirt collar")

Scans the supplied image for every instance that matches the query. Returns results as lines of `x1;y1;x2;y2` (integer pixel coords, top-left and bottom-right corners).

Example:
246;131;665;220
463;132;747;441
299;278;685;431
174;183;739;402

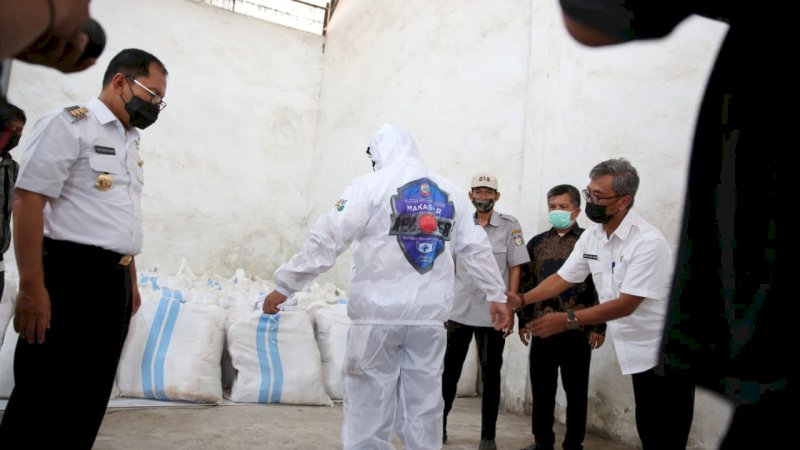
86;97;140;142
474;210;502;227
610;208;638;241
549;221;581;237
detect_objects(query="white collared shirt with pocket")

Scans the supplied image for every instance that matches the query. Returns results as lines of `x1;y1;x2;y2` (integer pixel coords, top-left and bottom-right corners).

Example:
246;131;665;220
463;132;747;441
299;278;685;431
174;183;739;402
16;97;144;255
558;209;673;375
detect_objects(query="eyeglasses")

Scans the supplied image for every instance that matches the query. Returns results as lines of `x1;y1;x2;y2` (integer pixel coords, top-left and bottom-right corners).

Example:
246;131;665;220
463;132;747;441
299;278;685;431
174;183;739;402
130;79;167;111
582;188;624;203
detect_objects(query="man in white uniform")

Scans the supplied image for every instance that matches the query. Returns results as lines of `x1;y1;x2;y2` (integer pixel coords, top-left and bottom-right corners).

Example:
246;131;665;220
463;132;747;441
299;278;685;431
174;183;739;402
0;48;168;449
441;172;529;450
507;158;695;450
262;124;512;450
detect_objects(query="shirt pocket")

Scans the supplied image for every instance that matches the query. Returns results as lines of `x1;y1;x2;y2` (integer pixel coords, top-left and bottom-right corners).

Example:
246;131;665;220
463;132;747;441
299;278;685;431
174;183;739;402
611;259;627;292
492;242;508;272
88;153;124;175
587;259;604;293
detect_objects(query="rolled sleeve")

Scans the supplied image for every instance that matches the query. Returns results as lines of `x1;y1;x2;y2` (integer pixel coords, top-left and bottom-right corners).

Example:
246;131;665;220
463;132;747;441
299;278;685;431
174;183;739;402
619;237;673;301
557;235;591;284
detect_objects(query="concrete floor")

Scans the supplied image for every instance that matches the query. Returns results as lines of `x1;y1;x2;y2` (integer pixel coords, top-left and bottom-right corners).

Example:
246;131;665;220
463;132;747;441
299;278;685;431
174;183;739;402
75;396;638;450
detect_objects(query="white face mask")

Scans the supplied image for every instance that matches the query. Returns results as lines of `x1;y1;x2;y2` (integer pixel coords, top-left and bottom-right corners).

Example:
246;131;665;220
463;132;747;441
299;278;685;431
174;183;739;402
548;210;574;229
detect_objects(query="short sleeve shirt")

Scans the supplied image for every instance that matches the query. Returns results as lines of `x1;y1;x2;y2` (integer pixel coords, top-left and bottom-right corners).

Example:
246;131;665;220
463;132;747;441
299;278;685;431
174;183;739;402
558;209;673;375
450;211;530;327
16;98;144;255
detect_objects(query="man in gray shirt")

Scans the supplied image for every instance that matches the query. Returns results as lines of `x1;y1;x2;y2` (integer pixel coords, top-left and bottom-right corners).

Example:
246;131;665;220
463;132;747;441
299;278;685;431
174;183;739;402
442;172;530;450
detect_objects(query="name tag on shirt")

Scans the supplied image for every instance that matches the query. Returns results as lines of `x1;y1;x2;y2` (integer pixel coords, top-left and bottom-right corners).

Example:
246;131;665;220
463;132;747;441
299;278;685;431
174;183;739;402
94;145;116;155
583;254;598;260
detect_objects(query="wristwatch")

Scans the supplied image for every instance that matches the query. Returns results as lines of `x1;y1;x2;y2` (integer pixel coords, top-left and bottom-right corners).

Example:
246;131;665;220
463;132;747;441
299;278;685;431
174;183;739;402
566;310;580;330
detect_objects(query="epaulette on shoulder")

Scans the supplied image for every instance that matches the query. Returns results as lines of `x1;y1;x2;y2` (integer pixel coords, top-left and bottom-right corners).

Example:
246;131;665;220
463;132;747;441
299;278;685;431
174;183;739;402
63;105;89;123
498;212;516;222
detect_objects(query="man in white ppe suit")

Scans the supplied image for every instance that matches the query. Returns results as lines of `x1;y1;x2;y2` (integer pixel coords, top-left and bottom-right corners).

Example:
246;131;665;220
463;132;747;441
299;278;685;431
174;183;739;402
263;124;512;450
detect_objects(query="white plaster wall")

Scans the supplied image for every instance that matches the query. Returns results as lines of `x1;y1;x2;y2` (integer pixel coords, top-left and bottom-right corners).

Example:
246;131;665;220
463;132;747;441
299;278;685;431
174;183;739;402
5;0;738;448
7;0;323;277
316;1;734;449
309;0;533;287
519;2;734;449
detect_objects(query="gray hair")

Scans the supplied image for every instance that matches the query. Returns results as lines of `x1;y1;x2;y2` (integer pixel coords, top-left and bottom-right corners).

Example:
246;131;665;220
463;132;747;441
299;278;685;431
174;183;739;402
589;158;639;208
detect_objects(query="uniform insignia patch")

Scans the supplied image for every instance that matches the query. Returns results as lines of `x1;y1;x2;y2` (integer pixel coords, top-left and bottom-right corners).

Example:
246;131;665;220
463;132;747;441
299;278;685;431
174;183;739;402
94;145;116;155
335;199;347;211
63;106;89;123
513;233;524;246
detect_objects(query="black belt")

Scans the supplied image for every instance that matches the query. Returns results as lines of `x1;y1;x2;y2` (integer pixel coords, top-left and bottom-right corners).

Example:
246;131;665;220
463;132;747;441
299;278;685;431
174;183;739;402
43;237;132;267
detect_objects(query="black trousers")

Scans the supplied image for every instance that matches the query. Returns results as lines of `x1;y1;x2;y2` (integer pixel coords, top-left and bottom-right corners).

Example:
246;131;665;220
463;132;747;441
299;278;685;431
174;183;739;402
631;367;695;450
441;320;505;439
529;331;591;450
0;238;133;450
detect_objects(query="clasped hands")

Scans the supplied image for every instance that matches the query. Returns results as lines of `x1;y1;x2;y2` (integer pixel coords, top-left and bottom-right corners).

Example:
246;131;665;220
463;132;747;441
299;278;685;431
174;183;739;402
505;290;524;311
504;290;567;340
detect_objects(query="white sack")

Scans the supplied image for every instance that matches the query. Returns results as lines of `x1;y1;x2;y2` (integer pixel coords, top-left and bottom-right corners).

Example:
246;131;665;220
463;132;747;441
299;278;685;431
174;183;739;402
0;322;18;398
313;303;350;400
0;300;13;351
227;309;332;406
0;269;19;349
116;295;227;404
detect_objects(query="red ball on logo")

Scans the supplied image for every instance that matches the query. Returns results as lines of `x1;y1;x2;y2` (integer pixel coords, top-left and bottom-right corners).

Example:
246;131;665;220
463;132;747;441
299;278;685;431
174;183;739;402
419;214;437;233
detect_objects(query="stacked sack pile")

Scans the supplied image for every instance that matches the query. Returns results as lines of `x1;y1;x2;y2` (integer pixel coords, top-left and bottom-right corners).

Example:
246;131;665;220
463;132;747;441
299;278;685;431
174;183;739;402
0;263;480;407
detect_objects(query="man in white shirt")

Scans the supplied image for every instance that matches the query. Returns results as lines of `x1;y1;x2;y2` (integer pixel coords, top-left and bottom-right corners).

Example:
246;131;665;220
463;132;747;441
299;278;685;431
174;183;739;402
507;158;695;450
0;48;168;449
262;125;513;450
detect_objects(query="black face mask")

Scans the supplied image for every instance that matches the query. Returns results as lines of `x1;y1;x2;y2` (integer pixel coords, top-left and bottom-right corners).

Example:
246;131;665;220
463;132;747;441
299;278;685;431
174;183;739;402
1;131;21;153
585;197;622;224
472;198;495;213
122;80;161;129
124;94;160;129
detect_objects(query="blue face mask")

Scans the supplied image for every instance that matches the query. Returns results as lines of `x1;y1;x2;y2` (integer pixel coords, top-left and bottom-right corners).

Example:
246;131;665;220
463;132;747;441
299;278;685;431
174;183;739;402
548;210;574;229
